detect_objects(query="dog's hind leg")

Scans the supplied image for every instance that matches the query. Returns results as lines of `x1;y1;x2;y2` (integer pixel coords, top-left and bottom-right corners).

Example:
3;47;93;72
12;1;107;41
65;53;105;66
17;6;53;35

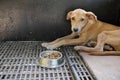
74;30;120;55
74;31;108;52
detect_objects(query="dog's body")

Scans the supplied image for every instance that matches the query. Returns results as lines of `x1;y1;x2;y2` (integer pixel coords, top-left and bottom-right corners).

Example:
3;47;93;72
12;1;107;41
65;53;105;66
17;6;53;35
42;9;120;55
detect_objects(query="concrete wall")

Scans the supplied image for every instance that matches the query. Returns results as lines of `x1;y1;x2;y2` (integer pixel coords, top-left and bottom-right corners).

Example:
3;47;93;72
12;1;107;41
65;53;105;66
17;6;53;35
0;0;120;41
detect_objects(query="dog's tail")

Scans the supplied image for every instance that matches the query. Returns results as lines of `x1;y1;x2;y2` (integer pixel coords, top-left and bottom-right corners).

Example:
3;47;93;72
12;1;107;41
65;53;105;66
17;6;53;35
88;51;120;56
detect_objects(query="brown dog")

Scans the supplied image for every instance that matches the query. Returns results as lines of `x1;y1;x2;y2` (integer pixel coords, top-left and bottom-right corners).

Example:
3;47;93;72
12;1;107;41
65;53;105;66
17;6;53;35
42;9;120;55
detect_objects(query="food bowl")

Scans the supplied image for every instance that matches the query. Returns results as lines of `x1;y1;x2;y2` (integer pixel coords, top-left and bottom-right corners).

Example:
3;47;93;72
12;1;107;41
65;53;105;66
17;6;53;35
39;50;65;68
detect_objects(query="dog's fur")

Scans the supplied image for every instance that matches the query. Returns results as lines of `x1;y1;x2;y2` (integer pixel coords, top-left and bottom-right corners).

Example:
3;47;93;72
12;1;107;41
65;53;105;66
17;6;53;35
42;9;120;55
85;41;115;51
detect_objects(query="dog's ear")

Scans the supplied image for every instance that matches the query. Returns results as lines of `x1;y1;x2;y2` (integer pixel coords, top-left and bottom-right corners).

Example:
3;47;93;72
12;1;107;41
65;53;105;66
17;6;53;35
66;11;72;20
86;12;97;21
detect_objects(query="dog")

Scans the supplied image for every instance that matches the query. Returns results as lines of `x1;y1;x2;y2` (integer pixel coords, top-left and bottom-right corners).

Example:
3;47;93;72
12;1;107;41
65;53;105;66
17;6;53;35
42;9;120;55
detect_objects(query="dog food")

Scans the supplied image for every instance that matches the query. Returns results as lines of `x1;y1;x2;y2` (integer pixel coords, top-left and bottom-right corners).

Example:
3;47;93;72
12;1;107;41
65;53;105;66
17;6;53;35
44;52;61;59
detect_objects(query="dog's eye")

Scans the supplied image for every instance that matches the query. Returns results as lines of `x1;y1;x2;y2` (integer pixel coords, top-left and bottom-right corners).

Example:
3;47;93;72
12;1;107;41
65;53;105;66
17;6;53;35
71;17;75;20
80;18;85;21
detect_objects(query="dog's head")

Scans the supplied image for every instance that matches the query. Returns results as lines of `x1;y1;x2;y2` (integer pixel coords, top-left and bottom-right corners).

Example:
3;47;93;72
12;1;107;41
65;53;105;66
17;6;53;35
66;9;97;33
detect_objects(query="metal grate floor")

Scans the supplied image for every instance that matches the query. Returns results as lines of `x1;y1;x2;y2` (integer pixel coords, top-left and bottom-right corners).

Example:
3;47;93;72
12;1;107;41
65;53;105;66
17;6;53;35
0;41;94;80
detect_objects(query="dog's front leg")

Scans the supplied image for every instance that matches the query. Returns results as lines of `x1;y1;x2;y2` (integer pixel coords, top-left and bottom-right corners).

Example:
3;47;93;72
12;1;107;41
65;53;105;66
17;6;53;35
41;32;77;47
46;38;86;49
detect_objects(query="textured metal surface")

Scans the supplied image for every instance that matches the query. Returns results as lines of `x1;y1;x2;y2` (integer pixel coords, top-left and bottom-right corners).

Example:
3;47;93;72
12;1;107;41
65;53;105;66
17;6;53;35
62;47;94;80
0;41;94;80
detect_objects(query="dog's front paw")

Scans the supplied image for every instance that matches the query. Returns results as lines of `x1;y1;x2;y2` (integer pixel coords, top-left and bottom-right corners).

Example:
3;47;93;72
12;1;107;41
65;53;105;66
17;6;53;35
41;42;49;47
74;46;81;51
46;45;56;50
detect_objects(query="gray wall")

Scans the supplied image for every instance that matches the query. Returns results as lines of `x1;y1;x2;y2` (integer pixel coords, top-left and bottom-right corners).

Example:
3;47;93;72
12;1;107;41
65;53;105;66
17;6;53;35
0;0;120;41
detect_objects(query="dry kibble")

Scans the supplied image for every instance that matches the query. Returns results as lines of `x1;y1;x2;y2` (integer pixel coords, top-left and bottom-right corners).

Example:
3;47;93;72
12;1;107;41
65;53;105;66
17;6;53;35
44;52;61;59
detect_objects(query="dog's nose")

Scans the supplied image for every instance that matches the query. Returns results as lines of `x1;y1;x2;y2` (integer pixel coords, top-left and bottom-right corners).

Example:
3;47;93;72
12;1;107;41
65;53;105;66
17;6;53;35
73;28;78;32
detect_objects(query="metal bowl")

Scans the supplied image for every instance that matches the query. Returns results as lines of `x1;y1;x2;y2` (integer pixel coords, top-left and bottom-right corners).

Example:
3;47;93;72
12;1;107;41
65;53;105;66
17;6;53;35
39;50;65;68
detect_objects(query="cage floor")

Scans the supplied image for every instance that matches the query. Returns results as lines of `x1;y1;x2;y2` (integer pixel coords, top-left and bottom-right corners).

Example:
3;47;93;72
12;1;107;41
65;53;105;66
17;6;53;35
0;41;94;80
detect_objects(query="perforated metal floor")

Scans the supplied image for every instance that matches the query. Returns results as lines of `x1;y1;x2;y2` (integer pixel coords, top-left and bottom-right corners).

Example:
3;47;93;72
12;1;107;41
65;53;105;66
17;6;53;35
0;41;94;80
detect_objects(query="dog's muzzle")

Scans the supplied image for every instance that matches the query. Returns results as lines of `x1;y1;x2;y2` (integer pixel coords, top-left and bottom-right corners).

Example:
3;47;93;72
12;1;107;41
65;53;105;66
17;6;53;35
73;28;78;32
